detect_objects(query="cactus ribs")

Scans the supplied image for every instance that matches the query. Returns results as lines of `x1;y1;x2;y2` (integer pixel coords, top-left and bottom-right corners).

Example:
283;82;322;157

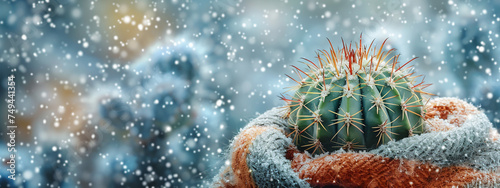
282;37;432;154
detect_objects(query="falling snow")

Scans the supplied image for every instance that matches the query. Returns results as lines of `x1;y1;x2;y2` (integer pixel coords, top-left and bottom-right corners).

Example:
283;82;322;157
0;0;500;187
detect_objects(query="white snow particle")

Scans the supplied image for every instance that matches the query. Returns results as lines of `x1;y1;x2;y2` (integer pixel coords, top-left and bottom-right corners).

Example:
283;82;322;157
487;92;493;99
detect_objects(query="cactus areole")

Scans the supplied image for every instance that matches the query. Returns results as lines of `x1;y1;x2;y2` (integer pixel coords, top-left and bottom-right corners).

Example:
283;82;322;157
282;37;431;154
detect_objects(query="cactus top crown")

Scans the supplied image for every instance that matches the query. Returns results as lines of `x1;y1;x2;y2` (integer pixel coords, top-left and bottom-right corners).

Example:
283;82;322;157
282;37;431;154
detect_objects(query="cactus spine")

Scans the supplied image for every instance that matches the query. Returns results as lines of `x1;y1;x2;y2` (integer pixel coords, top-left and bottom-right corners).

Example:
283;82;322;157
283;38;431;154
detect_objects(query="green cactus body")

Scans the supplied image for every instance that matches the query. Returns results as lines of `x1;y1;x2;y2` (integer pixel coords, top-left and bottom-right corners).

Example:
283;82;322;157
284;38;429;154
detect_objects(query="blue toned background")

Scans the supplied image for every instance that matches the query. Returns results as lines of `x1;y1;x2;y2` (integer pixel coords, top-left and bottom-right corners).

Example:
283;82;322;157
0;0;499;187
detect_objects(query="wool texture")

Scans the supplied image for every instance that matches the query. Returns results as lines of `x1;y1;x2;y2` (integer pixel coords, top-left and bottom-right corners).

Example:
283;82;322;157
425;97;480;131
212;98;500;187
290;149;499;187
212;107;302;188
247;129;310;187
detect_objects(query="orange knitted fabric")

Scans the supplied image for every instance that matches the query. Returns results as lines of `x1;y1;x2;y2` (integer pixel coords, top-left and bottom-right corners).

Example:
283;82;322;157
425;97;499;141
215;126;275;188
425;97;480;132
216;124;499;188
215;98;500;187
289;148;499;187
218;139;499;187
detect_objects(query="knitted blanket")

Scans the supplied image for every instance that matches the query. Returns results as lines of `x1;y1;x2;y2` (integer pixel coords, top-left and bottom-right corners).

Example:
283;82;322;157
212;98;500;187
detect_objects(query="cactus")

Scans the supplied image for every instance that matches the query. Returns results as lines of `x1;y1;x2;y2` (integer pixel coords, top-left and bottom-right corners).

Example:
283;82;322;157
283;38;431;154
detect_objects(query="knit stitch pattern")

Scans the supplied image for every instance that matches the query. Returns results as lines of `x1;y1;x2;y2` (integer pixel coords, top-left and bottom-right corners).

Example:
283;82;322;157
212;98;500;187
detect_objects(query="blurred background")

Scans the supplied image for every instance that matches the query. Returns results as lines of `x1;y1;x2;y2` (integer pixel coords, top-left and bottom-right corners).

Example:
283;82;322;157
0;0;499;187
